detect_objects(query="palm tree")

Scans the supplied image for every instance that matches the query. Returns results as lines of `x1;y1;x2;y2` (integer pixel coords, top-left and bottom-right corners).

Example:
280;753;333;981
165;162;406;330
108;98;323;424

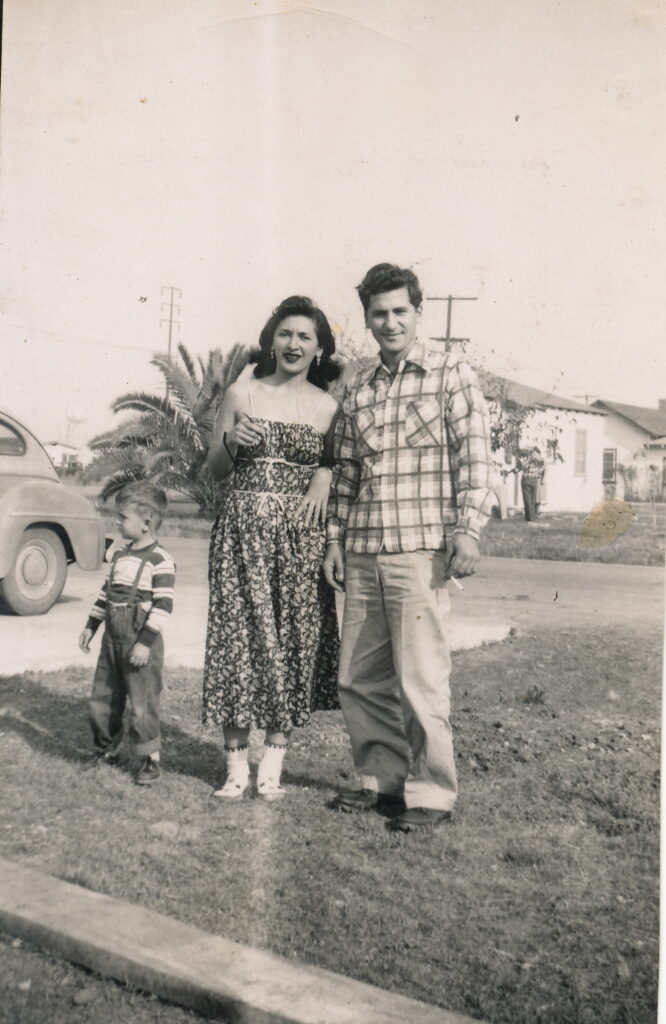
84;343;249;516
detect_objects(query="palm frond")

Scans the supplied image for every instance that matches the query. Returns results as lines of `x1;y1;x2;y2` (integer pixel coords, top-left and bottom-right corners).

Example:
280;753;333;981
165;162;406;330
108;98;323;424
176;343;200;387
112;392;172;417
151;355;200;410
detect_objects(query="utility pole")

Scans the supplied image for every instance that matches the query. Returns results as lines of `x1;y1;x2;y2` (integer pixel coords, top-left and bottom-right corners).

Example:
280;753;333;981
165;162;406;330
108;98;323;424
160;286;181;401
426;294;477;351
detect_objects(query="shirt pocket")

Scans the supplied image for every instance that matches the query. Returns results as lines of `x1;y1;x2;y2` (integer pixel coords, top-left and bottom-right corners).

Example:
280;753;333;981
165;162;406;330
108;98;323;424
404;396;443;448
354;407;382;452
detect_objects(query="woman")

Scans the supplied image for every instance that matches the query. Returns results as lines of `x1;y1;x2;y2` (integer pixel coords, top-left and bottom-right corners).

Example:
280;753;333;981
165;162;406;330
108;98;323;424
203;295;341;801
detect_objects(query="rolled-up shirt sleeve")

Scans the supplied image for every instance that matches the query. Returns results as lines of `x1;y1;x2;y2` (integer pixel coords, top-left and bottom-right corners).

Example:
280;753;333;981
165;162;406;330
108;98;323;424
326;397;360;546
445;361;496;540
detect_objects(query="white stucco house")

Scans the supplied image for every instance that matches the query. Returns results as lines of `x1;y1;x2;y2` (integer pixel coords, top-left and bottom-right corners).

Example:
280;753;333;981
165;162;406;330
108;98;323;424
44;441;93;474
479;371;607;514
590;400;666;501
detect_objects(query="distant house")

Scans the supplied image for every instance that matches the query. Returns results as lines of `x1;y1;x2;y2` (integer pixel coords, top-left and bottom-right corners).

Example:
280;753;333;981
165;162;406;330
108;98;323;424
591;400;666;501
478;371;607;514
44;442;92;476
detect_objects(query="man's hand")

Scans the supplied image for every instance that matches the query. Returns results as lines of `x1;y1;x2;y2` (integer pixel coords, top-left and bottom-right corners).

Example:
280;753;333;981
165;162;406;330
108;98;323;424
78;627;93;653
445;534;481;579
323;542;345;592
129;642;151;667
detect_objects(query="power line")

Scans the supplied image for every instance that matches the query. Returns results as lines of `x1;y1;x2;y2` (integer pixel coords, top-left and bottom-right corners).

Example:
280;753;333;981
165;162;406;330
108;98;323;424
0;327;153;353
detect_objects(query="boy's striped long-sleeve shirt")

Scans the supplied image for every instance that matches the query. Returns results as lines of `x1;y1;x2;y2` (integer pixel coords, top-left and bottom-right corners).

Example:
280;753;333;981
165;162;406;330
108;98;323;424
85;541;176;647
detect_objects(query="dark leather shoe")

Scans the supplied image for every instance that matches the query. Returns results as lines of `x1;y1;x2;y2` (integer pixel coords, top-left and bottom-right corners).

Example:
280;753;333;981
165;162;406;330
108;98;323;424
388;807;452;832
136;756;161;786
331;788;405;816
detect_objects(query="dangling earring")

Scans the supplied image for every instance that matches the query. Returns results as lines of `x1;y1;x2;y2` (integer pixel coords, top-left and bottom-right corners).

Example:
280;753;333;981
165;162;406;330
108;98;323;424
314;354;319;367
270;346;276;361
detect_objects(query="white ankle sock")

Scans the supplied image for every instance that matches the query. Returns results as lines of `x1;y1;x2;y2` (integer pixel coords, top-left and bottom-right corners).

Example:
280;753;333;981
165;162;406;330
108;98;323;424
257;742;287;789
214;744;250;798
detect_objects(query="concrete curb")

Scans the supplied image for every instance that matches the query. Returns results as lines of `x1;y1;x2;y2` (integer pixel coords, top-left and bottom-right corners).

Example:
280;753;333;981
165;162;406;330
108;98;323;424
0;858;483;1024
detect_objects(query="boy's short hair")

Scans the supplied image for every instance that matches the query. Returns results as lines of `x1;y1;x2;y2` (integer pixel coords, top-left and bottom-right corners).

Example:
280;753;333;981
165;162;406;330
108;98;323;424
115;481;168;529
356;263;423;313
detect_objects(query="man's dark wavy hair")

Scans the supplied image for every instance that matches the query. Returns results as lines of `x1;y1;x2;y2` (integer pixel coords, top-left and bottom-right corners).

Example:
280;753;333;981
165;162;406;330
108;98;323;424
250;295;340;391
356;263;423;314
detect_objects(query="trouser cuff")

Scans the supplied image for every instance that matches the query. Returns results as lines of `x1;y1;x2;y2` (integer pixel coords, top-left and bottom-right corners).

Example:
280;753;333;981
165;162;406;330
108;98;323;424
134;739;161;757
404;781;456;812
360;774;404;797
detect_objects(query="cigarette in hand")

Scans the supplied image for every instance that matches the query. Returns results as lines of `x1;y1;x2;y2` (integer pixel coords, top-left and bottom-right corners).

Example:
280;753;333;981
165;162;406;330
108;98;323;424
448;575;464;590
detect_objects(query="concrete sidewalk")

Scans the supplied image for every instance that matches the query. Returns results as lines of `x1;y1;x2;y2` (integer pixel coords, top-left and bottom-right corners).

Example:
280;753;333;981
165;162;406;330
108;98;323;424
0;537;514;675
0;858;480;1024
3;537;662;677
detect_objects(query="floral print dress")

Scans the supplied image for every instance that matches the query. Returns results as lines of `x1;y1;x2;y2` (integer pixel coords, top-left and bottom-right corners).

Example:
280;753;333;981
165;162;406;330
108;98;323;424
202;417;340;730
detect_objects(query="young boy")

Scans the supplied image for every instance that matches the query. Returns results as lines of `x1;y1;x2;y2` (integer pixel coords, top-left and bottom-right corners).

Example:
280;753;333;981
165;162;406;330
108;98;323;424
79;482;176;785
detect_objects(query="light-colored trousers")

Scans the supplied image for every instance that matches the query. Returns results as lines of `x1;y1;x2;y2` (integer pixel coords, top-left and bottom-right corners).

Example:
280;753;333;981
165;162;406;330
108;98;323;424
337;550;457;812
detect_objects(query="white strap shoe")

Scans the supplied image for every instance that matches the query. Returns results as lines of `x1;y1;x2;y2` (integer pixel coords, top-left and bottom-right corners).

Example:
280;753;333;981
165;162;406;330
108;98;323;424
256;776;285;802
213;768;250;799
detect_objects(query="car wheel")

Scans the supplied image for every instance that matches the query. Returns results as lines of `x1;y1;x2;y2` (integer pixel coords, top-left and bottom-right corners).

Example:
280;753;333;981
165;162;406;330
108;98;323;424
0;528;67;615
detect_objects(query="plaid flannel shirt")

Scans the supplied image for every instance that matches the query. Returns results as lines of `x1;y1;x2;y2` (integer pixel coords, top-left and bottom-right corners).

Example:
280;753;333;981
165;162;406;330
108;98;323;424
327;341;495;553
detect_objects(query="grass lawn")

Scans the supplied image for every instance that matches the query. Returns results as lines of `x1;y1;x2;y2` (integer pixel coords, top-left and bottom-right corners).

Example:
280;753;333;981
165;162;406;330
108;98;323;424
0;932;204;1024
96;501;666;565
480;503;665;566
0;625;659;1024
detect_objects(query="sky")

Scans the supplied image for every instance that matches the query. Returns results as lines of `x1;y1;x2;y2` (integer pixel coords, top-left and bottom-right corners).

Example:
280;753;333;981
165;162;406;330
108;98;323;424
1;0;665;447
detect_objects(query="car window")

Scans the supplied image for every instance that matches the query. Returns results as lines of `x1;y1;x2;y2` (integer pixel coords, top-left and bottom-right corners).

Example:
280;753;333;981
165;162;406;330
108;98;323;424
0;420;27;456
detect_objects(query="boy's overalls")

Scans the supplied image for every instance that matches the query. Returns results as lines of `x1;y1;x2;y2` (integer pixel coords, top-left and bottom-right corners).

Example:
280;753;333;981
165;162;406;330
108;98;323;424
89;549;163;758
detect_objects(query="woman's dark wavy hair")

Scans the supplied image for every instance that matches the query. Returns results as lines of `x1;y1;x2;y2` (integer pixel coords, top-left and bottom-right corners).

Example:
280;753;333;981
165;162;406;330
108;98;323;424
356;263;423;313
249;295;341;391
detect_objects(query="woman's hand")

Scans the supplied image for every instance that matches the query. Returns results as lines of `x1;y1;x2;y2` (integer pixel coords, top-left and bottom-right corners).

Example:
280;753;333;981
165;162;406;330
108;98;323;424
226;414;265;449
297;467;332;528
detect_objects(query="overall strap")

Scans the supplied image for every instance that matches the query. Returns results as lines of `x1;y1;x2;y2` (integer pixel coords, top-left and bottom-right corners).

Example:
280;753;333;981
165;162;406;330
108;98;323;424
127;545;155;606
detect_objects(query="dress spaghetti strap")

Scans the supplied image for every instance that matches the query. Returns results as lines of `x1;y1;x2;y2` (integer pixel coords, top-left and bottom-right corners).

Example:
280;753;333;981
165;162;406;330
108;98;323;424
308;389;328;425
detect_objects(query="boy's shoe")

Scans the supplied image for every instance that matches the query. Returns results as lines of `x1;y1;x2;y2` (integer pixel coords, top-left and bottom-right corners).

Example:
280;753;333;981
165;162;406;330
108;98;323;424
136;756;161;786
91;750;120;767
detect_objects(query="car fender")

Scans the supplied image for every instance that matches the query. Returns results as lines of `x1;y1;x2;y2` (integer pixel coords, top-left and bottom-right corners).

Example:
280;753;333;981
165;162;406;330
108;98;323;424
0;480;104;578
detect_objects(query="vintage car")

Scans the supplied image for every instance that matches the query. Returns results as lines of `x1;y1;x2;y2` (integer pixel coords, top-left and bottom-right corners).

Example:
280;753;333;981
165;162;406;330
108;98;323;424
0;410;105;615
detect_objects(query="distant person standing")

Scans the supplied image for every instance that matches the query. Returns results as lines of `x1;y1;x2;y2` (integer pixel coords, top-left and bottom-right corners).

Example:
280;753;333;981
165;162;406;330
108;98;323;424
519;447;546;522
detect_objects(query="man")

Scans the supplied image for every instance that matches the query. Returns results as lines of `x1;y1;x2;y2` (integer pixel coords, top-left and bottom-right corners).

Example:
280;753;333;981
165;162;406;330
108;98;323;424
323;263;495;832
519;446;546;522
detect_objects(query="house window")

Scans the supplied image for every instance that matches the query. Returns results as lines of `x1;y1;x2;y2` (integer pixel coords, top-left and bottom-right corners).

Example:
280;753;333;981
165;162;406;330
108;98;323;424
602;448;617;484
574;429;587;476
0;420;26;456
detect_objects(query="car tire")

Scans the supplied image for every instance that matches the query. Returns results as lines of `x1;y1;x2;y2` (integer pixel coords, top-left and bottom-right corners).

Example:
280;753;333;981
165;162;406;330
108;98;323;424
0;528;68;615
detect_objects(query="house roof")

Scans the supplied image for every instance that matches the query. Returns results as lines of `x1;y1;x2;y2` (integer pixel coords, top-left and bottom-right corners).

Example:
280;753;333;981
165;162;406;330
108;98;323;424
591;400;666;438
478;370;604;415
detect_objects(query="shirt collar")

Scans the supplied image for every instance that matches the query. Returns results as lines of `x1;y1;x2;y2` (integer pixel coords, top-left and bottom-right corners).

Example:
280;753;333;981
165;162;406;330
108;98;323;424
361;339;434;383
